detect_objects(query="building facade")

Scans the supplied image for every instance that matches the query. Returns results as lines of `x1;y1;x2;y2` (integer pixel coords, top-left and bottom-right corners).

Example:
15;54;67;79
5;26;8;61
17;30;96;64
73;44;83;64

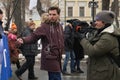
1;0;120;27
58;0;120;25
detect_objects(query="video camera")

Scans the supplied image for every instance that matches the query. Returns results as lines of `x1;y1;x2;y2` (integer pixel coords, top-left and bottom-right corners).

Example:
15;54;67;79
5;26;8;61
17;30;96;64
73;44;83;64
66;19;96;33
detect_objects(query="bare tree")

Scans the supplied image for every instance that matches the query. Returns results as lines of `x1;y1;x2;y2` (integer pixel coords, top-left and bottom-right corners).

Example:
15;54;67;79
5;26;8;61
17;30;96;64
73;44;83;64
13;0;23;34
0;0;23;32
36;0;51;16
2;0;13;30
111;0;119;27
0;0;50;33
21;0;25;28
36;0;45;16
102;0;110;10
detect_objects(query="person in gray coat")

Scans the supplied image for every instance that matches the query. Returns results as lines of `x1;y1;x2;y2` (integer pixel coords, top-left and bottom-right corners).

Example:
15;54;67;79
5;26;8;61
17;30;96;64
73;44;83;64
75;10;120;80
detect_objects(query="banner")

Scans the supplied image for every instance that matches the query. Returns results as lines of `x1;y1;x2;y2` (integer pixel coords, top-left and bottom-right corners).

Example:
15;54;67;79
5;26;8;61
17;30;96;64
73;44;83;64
29;0;37;10
0;38;3;79
0;33;12;80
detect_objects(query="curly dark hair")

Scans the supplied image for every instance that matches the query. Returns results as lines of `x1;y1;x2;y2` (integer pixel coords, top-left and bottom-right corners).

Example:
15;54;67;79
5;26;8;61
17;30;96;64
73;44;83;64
48;6;61;15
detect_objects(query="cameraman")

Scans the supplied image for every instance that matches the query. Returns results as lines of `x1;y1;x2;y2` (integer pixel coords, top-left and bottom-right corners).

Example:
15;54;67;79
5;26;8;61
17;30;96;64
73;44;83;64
62;23;75;74
66;19;88;74
75;10;120;80
72;19;85;73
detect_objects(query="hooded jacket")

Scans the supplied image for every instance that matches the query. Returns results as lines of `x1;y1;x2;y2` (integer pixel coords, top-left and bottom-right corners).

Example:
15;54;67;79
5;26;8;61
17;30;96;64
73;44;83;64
80;24;120;80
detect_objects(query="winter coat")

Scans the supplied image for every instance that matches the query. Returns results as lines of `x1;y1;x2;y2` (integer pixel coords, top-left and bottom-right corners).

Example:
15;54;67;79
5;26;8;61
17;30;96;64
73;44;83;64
8;33;19;63
73;38;84;60
22;23;64;72
80;25;120;80
64;25;84;60
20;27;38;56
64;25;74;51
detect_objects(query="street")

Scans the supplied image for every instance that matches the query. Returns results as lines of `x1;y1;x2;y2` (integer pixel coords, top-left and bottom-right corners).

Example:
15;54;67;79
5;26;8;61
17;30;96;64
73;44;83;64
10;55;87;80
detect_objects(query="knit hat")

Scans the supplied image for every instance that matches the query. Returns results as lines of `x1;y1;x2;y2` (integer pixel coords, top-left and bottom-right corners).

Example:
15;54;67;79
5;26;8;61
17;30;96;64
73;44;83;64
11;23;17;30
95;10;115;24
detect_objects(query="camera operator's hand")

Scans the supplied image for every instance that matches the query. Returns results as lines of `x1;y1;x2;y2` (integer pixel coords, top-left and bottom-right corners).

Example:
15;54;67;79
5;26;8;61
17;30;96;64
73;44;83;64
17;38;24;44
74;32;85;41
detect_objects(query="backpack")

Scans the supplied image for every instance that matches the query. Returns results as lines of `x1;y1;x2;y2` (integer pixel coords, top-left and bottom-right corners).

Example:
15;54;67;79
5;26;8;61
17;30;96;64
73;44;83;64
109;35;120;67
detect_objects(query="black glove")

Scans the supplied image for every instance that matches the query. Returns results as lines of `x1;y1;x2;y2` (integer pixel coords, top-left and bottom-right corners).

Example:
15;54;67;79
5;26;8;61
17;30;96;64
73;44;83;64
74;32;85;41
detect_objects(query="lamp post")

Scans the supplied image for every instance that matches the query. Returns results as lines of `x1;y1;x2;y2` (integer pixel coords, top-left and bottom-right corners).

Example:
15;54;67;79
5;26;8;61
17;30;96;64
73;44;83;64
58;0;59;7
88;0;98;22
64;0;66;26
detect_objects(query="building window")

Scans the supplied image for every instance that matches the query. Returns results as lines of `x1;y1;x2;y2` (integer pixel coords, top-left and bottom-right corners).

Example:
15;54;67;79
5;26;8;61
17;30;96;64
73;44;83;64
68;7;73;17
79;7;84;17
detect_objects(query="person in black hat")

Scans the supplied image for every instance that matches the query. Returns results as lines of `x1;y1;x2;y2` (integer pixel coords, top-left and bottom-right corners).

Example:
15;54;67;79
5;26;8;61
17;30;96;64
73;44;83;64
75;10;120;80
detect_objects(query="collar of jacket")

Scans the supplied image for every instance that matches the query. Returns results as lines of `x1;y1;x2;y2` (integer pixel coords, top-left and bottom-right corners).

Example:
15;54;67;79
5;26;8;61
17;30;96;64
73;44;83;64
101;24;114;34
99;24;120;37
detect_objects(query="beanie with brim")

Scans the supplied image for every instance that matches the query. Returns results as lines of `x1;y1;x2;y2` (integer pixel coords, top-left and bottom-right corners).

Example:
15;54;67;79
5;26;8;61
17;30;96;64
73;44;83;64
95;10;115;24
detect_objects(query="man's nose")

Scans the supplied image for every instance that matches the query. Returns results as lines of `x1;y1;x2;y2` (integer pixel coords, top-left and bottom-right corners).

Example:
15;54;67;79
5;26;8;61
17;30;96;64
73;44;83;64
50;15;54;18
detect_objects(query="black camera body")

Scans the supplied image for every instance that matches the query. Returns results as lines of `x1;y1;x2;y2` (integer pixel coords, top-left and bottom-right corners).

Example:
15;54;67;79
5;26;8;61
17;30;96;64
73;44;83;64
67;19;96;33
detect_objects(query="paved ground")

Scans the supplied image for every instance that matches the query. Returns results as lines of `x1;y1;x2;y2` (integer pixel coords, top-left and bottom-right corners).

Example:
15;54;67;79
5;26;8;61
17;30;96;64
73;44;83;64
10;54;87;80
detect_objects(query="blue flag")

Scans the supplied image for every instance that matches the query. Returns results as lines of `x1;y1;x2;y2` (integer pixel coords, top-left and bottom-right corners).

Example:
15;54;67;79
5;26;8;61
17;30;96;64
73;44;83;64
0;33;12;80
0;37;4;79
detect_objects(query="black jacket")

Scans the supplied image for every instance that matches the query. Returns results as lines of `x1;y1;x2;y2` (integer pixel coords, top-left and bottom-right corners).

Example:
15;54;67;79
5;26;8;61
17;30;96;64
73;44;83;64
64;25;74;51
20;27;38;56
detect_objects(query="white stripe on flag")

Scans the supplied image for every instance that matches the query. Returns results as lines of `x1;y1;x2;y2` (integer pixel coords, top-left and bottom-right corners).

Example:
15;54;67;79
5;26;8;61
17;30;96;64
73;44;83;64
3;49;7;67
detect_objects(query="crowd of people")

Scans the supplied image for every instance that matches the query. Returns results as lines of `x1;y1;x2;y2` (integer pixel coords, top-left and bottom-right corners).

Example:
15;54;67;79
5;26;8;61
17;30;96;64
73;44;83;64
0;6;120;80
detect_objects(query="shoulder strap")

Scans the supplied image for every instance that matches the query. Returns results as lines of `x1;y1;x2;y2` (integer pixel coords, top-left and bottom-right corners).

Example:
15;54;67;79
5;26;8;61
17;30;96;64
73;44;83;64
108;33;120;50
107;33;120;67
